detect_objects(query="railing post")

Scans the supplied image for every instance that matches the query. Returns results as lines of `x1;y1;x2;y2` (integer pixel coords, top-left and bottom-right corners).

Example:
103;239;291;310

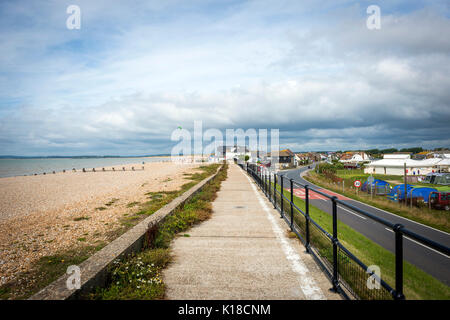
258;167;261;186
290;179;294;230
394;224;405;300
260;169;263;188
280;175;284;217
269;173;272;203
305;185;310;252
330;196;340;293
265;170;268;196
273;173;277;209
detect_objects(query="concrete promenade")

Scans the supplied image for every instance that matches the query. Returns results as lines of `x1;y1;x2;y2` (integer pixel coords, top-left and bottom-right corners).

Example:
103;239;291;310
163;164;341;300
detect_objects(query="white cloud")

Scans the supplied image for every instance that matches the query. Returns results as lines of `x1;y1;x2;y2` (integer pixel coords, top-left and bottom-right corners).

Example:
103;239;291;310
0;1;449;155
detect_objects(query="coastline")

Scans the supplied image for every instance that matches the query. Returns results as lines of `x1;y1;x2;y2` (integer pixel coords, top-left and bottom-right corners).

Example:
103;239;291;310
0;160;203;289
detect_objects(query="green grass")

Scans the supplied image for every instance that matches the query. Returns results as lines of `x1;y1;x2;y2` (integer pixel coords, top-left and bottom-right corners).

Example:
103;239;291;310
126;201;140;208
336;171;404;182
274;183;450;300
88;163;228;300
306;172;450;233
89;249;171;300
0;244;106;300
105;198;119;207
73;216;90;221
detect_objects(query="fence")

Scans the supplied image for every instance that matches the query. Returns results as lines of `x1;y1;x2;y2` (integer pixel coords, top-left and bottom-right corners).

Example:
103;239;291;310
242;162;450;300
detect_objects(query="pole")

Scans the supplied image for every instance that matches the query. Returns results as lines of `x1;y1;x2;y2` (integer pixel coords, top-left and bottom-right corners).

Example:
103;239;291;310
305;185;310;253
331;196;339;292
269;173;272;203
394;224;405;300
290;179;294;230
273;173;277;209
404;162;407;206
280;175;284;217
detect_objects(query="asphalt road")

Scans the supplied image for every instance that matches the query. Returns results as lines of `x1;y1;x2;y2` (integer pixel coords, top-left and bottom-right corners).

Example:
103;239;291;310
278;165;450;287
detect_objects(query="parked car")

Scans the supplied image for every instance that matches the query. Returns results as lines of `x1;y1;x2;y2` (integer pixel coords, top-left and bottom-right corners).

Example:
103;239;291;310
429;192;450;211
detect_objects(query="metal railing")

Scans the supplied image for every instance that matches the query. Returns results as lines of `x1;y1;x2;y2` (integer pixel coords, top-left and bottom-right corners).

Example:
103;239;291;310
242;162;450;300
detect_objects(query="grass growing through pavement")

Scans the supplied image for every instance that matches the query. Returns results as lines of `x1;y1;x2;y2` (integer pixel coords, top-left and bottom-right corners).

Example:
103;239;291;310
87;163;228;300
305;171;450;233
274;183;450;300
0;164;221;300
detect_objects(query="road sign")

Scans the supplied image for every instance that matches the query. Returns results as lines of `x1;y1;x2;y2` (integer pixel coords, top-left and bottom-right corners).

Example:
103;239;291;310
354;180;361;188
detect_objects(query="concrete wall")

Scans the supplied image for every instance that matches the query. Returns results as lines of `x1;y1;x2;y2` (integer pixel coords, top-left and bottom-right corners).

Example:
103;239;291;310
29;165;222;300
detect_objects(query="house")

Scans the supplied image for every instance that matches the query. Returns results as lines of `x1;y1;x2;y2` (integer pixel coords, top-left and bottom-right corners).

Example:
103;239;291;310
215;145;249;162
268;149;295;169
339;152;370;163
294;153;311;166
412;151;431;160
326;152;340;162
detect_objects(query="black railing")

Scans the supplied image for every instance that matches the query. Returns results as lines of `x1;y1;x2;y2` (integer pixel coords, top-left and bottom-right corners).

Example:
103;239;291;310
243;162;450;300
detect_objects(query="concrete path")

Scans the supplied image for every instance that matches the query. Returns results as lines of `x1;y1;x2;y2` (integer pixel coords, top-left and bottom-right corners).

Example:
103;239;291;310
163;164;341;300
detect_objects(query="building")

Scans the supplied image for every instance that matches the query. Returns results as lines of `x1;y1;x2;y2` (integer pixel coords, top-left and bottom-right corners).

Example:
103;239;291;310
339;151;370;163
427;150;450;159
268;149;294;169
294;153;310;166
215;145;249;162
364;154;447;175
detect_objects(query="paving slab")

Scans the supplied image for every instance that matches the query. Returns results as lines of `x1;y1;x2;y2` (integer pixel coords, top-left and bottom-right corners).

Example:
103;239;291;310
163;163;342;300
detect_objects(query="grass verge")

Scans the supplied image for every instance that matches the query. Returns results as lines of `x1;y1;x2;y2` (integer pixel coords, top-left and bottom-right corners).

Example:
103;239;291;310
273;182;450;300
305;171;450;233
0;243;106;300
86;163;228;300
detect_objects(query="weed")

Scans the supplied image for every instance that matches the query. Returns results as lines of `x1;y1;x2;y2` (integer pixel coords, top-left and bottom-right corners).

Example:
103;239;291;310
73;216;90;221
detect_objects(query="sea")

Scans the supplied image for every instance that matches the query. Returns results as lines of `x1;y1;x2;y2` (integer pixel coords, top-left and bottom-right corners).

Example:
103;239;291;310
0;157;169;178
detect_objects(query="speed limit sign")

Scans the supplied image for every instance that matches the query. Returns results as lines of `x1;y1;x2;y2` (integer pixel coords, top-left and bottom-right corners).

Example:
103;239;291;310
354;180;361;188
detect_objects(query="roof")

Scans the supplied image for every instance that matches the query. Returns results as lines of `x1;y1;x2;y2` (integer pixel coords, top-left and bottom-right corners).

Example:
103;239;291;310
383;154;410;159
340;154;353;160
367;158;443;168
279;149;294;157
437;159;450;165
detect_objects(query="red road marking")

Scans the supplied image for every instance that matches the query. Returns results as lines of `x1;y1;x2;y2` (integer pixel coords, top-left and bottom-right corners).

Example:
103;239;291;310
287;188;350;201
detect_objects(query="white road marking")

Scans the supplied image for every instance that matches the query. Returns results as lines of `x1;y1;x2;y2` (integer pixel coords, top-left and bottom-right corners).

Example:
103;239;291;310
241;168;326;300
299;168;449;237
384;228;449;258
338;205;367;220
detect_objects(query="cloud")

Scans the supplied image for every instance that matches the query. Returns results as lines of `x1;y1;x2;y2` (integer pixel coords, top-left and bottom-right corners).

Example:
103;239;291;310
0;0;449;155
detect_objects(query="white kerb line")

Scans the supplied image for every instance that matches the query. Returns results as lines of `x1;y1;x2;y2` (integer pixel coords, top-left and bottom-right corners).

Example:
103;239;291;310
384;228;449;259
242;169;326;300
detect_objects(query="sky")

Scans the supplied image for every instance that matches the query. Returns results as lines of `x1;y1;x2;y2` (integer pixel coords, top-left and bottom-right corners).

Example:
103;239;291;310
0;0;449;156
